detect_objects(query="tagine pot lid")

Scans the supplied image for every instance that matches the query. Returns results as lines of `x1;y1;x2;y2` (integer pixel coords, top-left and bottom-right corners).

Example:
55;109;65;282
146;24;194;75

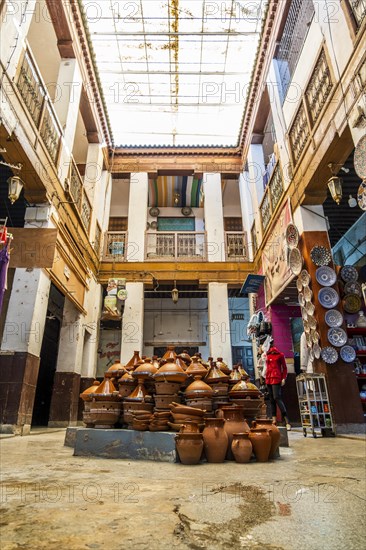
154;357;187;381
230;379;259;392
185;377;214;396
93;377;117;395
185;360;208;379
80;380;100;401
162;346;177;360
205;362;229;383
132;359;158;379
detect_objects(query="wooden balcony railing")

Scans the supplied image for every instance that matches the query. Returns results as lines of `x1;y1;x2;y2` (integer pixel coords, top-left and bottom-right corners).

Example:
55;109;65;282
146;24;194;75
145;232;206;261
17;50;62;165
259;163;284;232
225;232;248;260
103;232;128;261
66;158;92;233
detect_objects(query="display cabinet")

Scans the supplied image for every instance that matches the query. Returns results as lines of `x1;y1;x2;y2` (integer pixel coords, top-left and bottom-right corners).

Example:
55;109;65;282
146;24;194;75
296;373;335;437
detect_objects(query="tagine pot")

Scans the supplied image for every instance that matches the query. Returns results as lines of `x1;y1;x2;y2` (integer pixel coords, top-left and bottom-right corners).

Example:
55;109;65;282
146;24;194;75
125;350;142;371
216;357;231;376
118;371;137;398
178;350;192;366
106;360;126;380
249;428;271;462
231;433;253;463
154;357;187;384
175;433;204;465
216;406;250;460
252;418;280;459
185;376;213;399
162;345;177;360
202;418;228;463
80;380;100;402
205;361;229;385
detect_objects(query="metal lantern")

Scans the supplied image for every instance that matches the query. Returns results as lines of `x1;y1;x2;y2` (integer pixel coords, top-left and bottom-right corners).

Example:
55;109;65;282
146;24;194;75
7;176;24;204
171;282;179;304
327;176;343;205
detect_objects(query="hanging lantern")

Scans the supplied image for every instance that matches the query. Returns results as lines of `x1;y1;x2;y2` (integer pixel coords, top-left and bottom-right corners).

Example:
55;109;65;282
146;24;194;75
7;176;24;204
327;176;343;205
171;281;179;304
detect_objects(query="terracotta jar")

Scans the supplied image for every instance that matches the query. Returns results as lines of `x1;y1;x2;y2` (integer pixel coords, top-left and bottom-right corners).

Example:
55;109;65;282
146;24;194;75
179;421;200;434
231;433;253;463
202;418;228;463
175;433;204;465
217;357;231;376
249;428;271;462
252;418;280;459
154;357;187;383
217;406;250;460
162;345;177;360
125;350;141;371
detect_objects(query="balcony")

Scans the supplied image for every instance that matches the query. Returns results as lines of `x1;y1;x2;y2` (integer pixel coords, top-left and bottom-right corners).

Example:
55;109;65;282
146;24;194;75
17;50;62;165
146;232;206;261
225;232;248;260
66;159;92;234
259;163;284;232
103;232;127;261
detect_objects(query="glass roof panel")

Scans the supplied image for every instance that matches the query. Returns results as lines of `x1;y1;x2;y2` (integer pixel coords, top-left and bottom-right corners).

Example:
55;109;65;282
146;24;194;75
83;0;268;146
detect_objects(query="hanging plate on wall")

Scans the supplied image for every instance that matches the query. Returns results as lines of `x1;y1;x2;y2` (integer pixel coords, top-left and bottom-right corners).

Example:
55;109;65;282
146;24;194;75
324;309;343;328
315;266;337;287
310;246;332;266
354;134;366;179
285;223;299;249
318;287;340;309
340;265;359;283
289;248;303;275
340;345;356;363
321;346;338;364
357;181;366;211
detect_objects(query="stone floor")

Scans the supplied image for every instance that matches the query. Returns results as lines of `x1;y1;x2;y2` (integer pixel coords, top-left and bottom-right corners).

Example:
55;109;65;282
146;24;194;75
0;430;365;550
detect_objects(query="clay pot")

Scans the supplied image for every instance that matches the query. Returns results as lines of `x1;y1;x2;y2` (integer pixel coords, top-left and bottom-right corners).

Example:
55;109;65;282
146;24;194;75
216;358;231;376
125;350;141;371
154;394;180;409
179;421;200;434
205;362;229;384
185;360;208;379
249;428;271;462
185;376;213;399
162;345;177;360
154;357;187;383
185;398;212;412
89;401;122;428
80;380;100;402
124;379;150;401
217;406;250;460
175;433;204;465
151;356;160;370
106;360;126;379
231;433;253;463
155;380;182;395
252;419;280;459
118;371;137;397
202;418;228;463
91;377;120;401
229;398;263;421
132;360;158;380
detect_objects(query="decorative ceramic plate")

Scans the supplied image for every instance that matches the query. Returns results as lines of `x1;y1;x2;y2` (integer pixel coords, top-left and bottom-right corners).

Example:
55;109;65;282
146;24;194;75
318;287;340;309
357;181;366;211
303;319;310;333
340;345;357;363
321;346;338;364
296;278;303;292
308;315;317;330
300;269;311;286
344;281;362;296
303;285;313;302
310;246;332;266
305;301;315;316
343;293;362;313
324;309;343;328
354;134;366;179
340;265;358;283
289;248;303;275
285;223;300;249
328;327;347;347
313;343;321;359
298;292;305;307
315;266;337;287
301;307;308;321
311;329;320;343
117;289;128;301
149;207;160;217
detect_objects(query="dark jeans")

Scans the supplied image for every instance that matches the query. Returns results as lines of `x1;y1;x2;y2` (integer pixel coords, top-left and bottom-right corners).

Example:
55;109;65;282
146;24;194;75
267;383;288;419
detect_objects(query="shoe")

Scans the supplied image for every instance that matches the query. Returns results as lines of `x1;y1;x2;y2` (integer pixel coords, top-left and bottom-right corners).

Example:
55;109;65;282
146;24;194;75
286;423;292;431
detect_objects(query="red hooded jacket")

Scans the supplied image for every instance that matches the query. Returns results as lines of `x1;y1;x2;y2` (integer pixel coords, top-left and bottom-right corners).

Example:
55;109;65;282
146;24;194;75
265;347;287;385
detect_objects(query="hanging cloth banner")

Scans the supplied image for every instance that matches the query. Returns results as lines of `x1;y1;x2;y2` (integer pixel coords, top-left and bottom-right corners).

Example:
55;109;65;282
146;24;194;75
4;228;58;268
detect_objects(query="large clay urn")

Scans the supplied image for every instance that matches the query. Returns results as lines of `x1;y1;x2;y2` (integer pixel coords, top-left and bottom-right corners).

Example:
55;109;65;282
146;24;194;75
252;418;280;459
217;406;250;460
175;433;203;465
179;421;201;434
202;418;228;463
125;350;141;371
249;428;271;462
231;433;253;463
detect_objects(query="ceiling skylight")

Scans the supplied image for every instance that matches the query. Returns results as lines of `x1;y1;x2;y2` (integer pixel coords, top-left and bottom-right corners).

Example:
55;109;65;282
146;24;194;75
82;0;268;146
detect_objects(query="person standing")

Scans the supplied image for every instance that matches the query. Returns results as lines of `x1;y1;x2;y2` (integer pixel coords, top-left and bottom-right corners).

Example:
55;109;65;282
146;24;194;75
265;341;291;430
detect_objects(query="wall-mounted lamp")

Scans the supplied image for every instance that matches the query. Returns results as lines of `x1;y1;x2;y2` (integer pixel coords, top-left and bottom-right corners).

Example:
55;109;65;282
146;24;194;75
174;193;180;206
327;164;342;205
7;176;24;204
171;280;179;304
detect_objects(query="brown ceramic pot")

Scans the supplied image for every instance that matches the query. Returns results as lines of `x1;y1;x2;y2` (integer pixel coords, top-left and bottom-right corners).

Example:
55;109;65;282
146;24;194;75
179;421;201;434
125;350;141;371
80;380;100;402
155;380;182;395
216;358;231;376
252;419;280;459
175;433;203;465
154;357;187;383
231;432;253;463
162;345;177;360
202;418;228;463
205;361;230;384
249;428;271;462
154;394;180;409
217;406;250;460
185;376;213;399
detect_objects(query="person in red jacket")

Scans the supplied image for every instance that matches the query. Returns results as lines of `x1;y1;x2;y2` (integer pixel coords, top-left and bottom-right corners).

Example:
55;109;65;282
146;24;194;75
265;342;291;430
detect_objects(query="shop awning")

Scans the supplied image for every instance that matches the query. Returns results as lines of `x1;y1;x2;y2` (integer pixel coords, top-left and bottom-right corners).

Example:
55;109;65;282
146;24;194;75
240;274;265;296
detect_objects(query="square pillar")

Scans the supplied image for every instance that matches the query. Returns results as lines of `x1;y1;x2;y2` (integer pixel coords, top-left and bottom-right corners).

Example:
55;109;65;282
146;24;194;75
203;173;225;262
207;282;232;366
239;171;254;261
127;173;148;261
121;282;144;363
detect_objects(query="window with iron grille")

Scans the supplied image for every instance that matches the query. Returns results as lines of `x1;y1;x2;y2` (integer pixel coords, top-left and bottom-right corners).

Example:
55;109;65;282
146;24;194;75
108;217;128;231
94;223;102;255
289;103;310;165
275;0;315;100
224;218;243;231
305;49;333;126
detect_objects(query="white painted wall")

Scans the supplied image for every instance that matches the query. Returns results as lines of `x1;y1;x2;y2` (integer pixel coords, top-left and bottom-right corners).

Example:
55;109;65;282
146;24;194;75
109;179;130;217
203;173;226;261
293;204;328;234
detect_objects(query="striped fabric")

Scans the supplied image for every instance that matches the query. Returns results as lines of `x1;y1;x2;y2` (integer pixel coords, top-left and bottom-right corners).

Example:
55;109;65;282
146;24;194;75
148;176;203;207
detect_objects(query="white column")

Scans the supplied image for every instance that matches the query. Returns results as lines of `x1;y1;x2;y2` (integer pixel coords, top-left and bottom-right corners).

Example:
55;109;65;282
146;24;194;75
55;299;84;374
1;204;53;355
293;204;328;234
239;171;254;261
121;282;144;363
53;59;82;184
267;61;291;189
80;279;103;378
126;173;148;261
203;173;225;262
247;144;265;243
0;1;37;81
207;282;232;366
84;144;104;203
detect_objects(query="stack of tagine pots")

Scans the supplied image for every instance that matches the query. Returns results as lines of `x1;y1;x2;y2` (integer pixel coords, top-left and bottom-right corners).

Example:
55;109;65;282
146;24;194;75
88;373;122;428
184;375;213;414
252;416;281;459
216;406;250;460
229;379;264;422
205;361;230;412
153;357;187;411
169;403;205;432
123;359;156;428
80;380;100;427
